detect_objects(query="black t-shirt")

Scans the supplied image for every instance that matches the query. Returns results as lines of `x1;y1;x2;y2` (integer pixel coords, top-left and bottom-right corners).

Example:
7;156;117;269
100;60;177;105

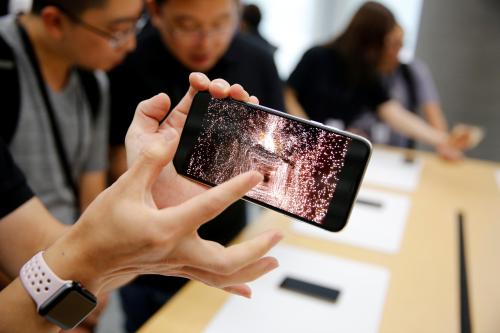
0;2;8;16
0;139;33;219
108;30;285;291
288;46;390;127
109;30;284;146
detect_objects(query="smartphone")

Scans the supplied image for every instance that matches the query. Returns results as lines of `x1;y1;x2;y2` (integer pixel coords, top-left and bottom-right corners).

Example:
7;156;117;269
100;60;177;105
279;277;340;303
173;92;371;232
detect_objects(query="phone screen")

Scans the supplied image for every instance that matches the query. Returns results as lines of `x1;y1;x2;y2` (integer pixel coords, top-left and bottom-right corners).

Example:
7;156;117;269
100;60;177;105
175;93;371;231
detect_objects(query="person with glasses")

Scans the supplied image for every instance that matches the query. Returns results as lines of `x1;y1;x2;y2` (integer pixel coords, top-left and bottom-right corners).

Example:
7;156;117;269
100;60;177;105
0;0;143;224
0;0;142;331
108;0;284;331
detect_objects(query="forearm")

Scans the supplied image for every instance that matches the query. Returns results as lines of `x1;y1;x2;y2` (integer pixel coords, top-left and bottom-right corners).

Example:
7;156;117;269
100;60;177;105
43;236;105;295
378;101;448;147
0;279;60;333
0;209;134;332
422;103;448;132
0;199;68;278
0;240;105;333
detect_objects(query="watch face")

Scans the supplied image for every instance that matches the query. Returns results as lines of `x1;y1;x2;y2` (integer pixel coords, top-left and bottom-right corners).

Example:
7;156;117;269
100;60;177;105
39;282;97;330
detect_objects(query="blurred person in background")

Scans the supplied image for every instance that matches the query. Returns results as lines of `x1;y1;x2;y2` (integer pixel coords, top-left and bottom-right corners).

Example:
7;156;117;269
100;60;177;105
349;21;448;148
107;0;284;331
240;3;277;55
0;0;141;225
285;1;466;160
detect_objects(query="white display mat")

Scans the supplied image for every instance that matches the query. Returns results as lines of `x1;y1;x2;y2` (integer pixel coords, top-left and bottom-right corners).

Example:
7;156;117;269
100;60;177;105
204;245;390;333
363;149;423;192
292;188;411;254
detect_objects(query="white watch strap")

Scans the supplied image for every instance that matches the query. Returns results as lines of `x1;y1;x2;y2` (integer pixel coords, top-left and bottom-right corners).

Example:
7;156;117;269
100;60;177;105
20;251;68;310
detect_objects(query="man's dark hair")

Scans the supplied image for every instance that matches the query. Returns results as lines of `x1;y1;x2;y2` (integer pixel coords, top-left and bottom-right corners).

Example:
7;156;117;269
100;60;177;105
242;4;261;30
31;0;107;16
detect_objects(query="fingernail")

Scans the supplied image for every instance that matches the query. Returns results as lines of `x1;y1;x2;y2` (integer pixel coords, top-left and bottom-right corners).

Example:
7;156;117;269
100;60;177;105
214;81;228;90
267;259;279;270
228;287;251;299
272;232;284;244
242;290;252;299
193;72;204;81
250;171;264;183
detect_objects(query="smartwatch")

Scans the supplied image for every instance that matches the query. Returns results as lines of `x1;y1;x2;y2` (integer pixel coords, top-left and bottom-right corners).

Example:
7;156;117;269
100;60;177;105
19;251;97;330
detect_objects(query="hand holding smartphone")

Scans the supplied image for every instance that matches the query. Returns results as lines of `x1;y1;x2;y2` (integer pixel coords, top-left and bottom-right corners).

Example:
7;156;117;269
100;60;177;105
450;123;485;150
173;93;371;232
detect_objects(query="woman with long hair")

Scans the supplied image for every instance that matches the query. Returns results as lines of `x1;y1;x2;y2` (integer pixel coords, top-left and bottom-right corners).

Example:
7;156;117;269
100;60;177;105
286;1;465;159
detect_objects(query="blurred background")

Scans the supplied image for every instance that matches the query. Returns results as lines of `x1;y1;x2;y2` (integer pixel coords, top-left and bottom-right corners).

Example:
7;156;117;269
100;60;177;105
244;0;500;161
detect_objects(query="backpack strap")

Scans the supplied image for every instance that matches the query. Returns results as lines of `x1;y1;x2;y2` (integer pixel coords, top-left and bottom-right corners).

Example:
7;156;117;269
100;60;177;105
0;38;101;145
17;20;81;216
77;69;101;121
0;34;21;145
0;2;8;17
400;63;418;113
400;63;418;150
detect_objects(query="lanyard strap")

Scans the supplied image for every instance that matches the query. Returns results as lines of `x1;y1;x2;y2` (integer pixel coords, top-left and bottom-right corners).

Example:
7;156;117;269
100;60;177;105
17;21;80;214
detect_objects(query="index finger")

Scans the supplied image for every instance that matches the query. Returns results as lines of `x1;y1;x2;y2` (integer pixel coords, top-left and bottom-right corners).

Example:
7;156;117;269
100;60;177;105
165;74;260;128
163;171;263;234
127;93;172;138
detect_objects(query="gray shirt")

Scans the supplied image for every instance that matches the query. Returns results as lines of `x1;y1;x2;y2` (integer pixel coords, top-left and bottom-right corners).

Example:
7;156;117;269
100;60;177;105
351;59;441;147
383;59;440;110
383;60;440;146
0;15;109;224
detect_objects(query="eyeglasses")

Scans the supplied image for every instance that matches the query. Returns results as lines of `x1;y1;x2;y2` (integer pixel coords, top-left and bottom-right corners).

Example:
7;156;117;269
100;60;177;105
169;20;237;43
53;4;137;49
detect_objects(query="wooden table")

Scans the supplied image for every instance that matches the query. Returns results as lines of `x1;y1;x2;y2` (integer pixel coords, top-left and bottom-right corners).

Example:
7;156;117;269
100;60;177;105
139;148;500;333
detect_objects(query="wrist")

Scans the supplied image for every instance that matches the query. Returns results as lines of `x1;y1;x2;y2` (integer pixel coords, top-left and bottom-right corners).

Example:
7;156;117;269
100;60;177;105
42;233;105;295
19;250;100;330
434;132;450;148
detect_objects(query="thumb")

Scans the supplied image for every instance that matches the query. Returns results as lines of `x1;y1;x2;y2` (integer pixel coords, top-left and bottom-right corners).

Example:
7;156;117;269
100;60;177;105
127;93;172;138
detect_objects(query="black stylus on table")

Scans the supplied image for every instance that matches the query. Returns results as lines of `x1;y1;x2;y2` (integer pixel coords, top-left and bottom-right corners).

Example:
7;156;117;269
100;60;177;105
458;211;472;333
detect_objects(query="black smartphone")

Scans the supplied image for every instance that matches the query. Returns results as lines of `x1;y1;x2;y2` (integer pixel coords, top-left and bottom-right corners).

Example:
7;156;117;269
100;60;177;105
173;92;371;232
279;277;340;303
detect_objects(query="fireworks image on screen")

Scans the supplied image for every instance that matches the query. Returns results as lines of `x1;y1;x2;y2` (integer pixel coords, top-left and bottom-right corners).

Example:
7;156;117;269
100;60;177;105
185;98;352;224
